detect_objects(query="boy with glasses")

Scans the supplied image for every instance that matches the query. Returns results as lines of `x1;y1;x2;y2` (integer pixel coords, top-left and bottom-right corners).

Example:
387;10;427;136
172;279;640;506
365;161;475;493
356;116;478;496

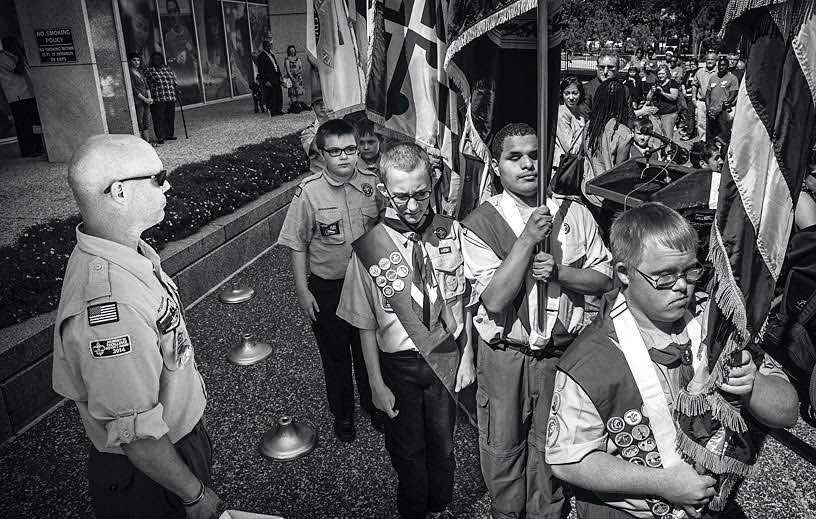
546;203;797;519
337;142;475;519
278;118;385;441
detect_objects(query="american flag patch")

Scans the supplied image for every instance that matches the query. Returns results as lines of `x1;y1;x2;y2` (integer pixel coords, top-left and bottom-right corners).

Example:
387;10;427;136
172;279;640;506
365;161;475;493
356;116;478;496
88;303;119;327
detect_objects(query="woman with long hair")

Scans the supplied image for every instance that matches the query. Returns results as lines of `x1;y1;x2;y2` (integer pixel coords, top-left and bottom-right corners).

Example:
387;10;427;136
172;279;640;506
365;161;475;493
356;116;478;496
554;76;587;170
582;79;633;208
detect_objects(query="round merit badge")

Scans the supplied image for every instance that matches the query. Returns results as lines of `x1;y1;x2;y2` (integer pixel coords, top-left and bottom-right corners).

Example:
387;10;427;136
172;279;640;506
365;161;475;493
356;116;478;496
628;457;645;465
651;501;671;516
389;252;402;264
434;227;448;239
376;276;387;287
445;275;458;291
614;432;633;448
645;451;662;467
369;265;382;278
546;416;560;447
624;409;642;426
382;286;395;298
621;445;639;459
378;258;391;270
392;279;405;292
396;265;409;278
638;438;656;452
362;183;374;197
386;269;398;281
606;416;625;434
631;424;651;441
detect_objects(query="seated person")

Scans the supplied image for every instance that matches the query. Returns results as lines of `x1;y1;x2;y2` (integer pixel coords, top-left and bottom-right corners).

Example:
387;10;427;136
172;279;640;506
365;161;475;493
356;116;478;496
629;117;665;161
546;202;799;519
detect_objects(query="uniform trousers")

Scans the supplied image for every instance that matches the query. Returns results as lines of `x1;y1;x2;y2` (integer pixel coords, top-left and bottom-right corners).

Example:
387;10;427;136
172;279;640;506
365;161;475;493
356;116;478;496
380;349;457;519
88;418;212;519
308;274;374;420
476;338;565;519
150;100;176;140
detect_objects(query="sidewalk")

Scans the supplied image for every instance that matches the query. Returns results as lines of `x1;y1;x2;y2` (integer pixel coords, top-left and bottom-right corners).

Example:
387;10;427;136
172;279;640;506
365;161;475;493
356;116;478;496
0;99;313;247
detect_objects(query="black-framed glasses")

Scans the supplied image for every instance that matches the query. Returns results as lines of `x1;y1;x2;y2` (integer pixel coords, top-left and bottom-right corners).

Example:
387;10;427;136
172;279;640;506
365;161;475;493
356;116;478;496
597;64;617;71
635;265;705;290
104;170;168;193
383;184;432;206
322;145;358;157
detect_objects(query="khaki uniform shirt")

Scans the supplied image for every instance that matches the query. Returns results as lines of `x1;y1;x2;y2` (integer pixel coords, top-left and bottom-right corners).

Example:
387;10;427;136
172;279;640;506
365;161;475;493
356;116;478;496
337;208;468;352
52;226;206;454
277;168;382;279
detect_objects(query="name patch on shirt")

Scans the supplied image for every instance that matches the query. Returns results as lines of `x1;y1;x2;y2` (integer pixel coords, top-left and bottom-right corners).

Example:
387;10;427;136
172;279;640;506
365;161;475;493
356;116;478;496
438;246;452;254
90;335;132;358
87;302;119;327
319;220;341;236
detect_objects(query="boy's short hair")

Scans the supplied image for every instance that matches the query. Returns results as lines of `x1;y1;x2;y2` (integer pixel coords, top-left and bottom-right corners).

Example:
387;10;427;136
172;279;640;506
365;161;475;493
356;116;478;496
354;118;382;141
491;123;536;159
379;142;430;184
315;119;356;150
633;117;654;134
689;141;718;168
610;202;698;270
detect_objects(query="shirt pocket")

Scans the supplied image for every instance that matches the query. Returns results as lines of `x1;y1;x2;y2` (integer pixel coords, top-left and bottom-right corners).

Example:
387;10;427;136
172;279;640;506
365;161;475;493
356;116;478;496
359;205;380;234
429;244;466;301
315;209;346;245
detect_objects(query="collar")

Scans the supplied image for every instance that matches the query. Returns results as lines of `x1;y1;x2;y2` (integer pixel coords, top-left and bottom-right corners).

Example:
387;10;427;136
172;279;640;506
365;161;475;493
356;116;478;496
321;168;369;194
382;207;434;246
75;224;159;284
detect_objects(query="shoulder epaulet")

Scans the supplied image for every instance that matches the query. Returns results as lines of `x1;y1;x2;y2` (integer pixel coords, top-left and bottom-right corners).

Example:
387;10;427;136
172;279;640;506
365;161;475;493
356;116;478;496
300;171;323;186
85;257;112;302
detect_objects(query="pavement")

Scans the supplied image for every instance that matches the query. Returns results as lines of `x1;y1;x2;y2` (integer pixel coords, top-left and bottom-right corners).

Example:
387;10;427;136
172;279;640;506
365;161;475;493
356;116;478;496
0;244;814;518
0;99;313;248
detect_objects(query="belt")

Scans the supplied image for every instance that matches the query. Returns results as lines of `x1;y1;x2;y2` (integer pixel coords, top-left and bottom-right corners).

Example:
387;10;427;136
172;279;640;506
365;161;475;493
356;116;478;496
490;340;555;360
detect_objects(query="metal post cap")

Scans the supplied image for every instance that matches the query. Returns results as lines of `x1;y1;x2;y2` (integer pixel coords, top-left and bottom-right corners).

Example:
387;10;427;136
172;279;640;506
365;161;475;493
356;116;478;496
226;333;272;366
219;282;256;304
258;416;318;461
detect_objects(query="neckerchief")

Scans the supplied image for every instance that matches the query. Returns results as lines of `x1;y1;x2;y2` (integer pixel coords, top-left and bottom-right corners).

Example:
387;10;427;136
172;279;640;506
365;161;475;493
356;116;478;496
649;340;695;388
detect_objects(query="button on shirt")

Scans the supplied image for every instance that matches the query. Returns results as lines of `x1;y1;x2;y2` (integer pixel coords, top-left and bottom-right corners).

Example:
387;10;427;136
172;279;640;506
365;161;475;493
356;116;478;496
462;193;612;348
337;209;468;353
52;226;206;454
277;168;382;279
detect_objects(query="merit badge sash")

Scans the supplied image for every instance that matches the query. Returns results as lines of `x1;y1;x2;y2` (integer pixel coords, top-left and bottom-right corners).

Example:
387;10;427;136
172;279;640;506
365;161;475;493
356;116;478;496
353;219;460;397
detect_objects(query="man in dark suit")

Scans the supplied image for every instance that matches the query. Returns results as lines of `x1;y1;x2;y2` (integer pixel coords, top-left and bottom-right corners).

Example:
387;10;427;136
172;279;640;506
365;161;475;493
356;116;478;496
257;39;283;116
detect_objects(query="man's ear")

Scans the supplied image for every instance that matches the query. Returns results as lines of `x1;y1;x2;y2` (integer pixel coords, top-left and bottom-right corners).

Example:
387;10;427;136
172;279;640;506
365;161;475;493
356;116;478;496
108;182;128;203
615;261;630;287
490;157;500;178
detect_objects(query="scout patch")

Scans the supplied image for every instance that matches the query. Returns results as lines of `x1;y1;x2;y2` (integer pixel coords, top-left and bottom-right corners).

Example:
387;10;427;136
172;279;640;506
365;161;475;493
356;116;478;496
87;302;119;327
624;409;642;426
651;502;670;516
645;451;662;468
319;221;341;237
621;445;639;459
362;183;374;197
383;286;395;298
606;416;625;434
629;457;645;465
631;424;651;441
551;392;561;414
378;257;391;270
396;265;409;278
386;269;398;281
563;222;571;234
614;432;633;447
294;186;302;197
389;252;402;264
434;227;448;239
439;246;452;254
392;279;405;292
369;265;382;277
156;297;180;334
546;416;559;447
90;335;132;358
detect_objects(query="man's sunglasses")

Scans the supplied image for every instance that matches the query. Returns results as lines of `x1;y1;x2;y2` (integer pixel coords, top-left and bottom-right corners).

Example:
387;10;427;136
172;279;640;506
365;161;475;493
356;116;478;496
322;145;358;157
104;170;168;193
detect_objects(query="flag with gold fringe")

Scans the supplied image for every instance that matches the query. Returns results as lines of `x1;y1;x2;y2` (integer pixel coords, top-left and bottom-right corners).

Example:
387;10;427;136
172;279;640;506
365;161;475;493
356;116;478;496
675;0;816;509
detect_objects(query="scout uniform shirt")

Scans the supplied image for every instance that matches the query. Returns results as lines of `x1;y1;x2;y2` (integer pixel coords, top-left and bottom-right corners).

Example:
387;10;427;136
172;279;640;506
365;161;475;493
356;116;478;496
462;192;612;349
52;226;206;455
277;167;382;279
337;208;468;353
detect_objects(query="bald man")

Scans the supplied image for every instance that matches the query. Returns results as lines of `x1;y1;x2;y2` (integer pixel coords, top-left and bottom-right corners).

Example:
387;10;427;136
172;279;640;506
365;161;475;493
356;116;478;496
52;135;221;519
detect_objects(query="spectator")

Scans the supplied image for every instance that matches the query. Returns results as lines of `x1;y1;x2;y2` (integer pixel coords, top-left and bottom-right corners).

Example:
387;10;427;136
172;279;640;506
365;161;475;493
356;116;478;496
689;140;723;171
625;65;644;107
624;48;646;79
706;57;739;143
583;80;633;209
629;116;664;161
728;52;745;84
643;47;659;86
127;52;155;146
143;52;178;144
693;52;718;139
554;76;587;169
585;50;652;122
284;44;307;112
257;38;283;116
665;50;686;83
354;117;382;177
0;36;44;157
646;64;680;140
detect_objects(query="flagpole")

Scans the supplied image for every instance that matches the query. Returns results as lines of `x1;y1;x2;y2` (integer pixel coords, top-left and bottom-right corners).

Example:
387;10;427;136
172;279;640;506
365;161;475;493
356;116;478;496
536;0;550;328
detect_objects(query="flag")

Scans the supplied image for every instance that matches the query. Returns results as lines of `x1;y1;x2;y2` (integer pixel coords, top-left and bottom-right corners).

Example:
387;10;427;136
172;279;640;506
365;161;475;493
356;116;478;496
306;0;367;116
675;1;816;509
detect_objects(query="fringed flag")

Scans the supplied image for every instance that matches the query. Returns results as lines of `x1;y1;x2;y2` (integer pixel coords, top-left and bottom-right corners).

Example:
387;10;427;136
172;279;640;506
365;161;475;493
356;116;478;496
365;0;463;217
307;0;368;116
676;0;816;509
443;0;563;212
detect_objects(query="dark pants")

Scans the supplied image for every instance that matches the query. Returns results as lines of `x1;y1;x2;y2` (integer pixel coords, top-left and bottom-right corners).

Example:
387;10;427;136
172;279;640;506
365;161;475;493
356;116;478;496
264;83;282;115
380;350;457;519
476;339;565;519
150;101;176;140
308;274;374;419
88;419;212;519
10;98;44;157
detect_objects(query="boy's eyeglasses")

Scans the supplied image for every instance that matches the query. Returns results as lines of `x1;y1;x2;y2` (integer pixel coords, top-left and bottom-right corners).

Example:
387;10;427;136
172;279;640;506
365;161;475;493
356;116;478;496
383;183;432;205
104;170;168;193
323;145;358;157
634;265;705;290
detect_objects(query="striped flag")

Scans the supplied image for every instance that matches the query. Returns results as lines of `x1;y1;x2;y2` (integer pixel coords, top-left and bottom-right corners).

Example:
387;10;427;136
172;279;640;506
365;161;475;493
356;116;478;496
675;1;816;509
